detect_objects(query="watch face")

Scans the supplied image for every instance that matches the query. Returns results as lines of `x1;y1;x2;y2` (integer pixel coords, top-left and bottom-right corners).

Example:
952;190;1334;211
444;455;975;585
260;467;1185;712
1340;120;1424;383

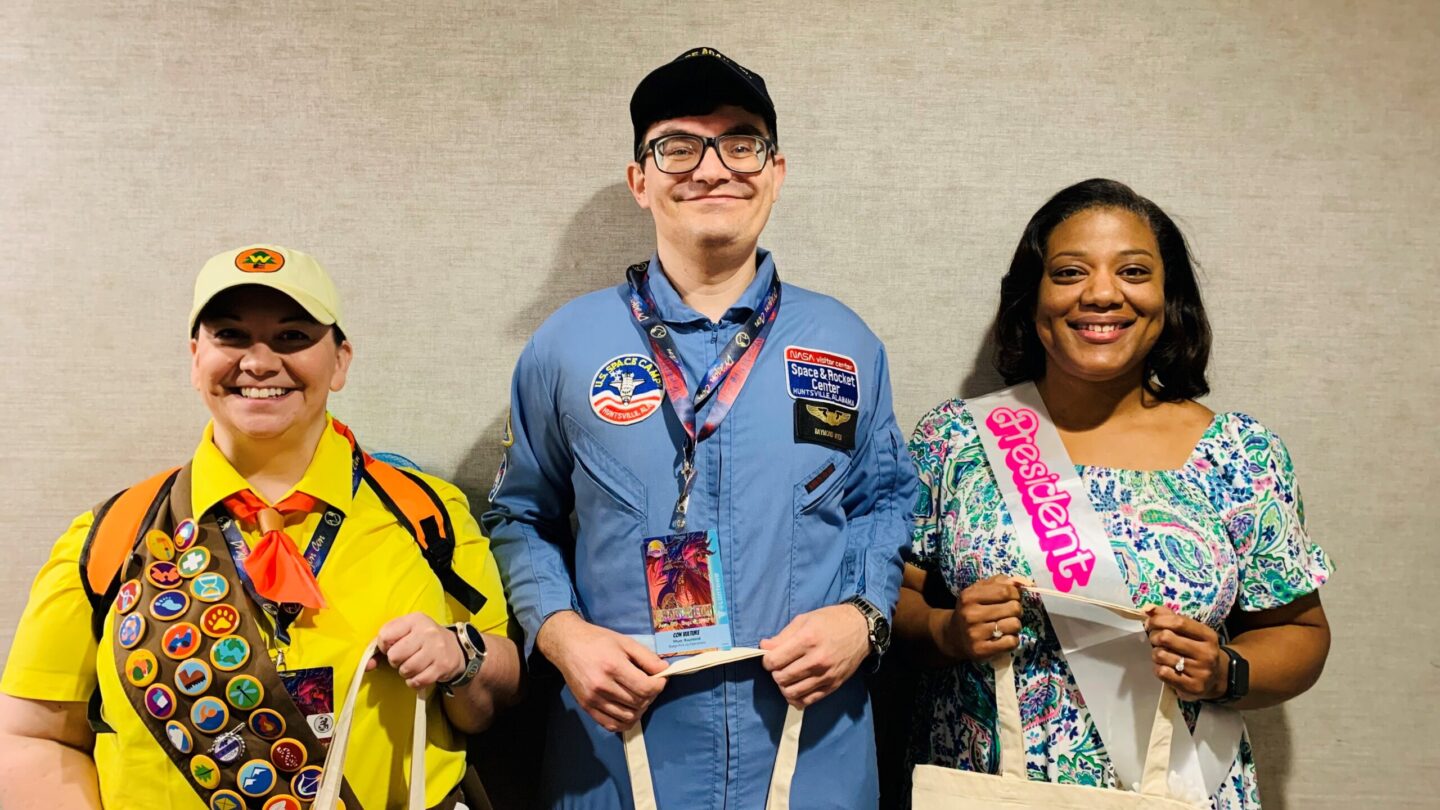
872;618;892;652
463;623;487;653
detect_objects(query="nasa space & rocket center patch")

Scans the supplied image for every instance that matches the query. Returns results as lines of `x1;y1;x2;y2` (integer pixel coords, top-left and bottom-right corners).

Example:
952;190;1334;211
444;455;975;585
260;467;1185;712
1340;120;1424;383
591;354;665;425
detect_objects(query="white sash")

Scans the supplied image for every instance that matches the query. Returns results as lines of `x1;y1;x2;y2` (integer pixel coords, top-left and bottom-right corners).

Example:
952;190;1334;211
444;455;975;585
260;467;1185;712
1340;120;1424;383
969;383;1243;800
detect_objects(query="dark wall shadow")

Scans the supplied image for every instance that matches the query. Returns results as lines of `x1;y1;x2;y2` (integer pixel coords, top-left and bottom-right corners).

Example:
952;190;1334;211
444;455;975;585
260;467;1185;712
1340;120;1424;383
1246;706;1294;810
459;182;653;809
958;322;1004;399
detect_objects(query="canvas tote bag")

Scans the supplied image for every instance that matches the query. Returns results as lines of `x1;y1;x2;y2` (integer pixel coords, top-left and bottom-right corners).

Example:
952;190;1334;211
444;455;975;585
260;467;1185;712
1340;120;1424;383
313;637;495;810
911;588;1207;810
622;647;803;810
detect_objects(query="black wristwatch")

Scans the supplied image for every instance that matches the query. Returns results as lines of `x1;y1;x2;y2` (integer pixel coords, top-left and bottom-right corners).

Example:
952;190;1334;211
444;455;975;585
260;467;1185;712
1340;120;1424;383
845;596;891;659
1207;645;1249;705
439;622;487;696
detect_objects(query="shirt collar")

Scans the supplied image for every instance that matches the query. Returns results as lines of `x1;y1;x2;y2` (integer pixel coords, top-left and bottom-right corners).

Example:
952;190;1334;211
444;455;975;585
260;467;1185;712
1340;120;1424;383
644;248;778;326
190;416;356;518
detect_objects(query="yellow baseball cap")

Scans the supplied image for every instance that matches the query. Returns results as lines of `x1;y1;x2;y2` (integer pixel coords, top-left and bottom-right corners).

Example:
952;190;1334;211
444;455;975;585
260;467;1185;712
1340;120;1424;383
189;245;343;332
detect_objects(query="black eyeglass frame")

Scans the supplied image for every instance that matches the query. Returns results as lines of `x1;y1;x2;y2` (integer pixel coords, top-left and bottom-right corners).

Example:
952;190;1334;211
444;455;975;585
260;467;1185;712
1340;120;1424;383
635;133;778;175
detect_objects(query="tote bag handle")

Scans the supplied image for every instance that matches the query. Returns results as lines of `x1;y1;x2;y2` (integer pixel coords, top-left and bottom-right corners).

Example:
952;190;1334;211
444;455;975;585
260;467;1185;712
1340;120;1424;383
622;648;802;810
314;637;429;810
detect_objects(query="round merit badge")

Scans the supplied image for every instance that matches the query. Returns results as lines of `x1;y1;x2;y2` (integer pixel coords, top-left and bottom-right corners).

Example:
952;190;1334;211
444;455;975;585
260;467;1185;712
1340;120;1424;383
226;674;264;710
237;758;278;796
165;719;193;754
291;765;323;799
174;658;214;697
263;795;303;810
248;707;286;739
177;546;212;578
590;354;665;426
191;753;222;789
116;579;143;614
270;737;307;772
117;613;146;649
210;635;252;671
149;589;190;621
209;789;245;810
191;571;230;602
211;729;246;764
161;622;203;659
201;603;241;637
143;684;176;720
146;560;183;589
145;529;176;561
191;696;230;734
173;518;200;550
125;649;159;687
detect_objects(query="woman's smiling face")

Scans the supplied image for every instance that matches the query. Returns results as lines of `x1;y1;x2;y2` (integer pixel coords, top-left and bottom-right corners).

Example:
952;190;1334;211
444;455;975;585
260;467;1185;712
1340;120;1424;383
1034;206;1166;386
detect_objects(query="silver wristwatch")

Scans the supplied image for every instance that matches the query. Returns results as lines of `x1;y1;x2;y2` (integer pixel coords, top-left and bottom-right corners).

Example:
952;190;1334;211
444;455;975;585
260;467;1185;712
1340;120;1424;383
844;596;892;658
439;622;487;696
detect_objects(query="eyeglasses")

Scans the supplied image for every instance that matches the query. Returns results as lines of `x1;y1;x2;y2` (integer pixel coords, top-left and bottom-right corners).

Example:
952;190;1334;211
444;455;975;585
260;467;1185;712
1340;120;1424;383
638;133;776;175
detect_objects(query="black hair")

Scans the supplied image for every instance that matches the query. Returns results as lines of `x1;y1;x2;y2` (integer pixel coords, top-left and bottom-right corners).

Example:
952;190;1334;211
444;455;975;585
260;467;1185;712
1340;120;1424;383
993;178;1211;401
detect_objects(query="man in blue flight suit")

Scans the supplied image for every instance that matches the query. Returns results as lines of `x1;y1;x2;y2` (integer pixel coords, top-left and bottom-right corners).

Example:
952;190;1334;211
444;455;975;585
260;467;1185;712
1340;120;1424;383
484;47;917;809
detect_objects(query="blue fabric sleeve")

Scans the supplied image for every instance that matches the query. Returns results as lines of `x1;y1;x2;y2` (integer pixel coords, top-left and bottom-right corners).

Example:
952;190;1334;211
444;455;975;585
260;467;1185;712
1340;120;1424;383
481;339;581;660
839;343;917;620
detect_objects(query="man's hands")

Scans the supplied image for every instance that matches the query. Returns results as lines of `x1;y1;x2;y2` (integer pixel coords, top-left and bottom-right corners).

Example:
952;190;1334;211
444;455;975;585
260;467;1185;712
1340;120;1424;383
368;612;466;689
760;604;870;709
537;611;668;733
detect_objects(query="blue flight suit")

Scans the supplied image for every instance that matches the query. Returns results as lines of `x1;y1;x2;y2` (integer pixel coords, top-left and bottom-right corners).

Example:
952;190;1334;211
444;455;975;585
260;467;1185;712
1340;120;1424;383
484;249;917;809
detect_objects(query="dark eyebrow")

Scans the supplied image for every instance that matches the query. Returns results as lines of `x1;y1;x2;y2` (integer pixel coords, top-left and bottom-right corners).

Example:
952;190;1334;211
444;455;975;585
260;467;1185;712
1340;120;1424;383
279;315;322;325
650;123;768;140
1117;248;1156;258
1048;248;1156;261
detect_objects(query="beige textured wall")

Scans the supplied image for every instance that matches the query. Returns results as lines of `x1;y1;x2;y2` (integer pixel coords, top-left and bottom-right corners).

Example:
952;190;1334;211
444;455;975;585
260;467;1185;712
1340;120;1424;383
3;1;1436;806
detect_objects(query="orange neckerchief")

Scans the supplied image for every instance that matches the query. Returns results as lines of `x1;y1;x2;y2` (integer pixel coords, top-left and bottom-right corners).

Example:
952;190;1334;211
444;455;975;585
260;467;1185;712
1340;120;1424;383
221;489;327;609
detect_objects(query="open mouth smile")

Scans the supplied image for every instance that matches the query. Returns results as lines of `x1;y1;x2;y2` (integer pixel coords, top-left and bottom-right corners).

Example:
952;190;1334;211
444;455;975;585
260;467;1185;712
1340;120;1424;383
230;386;295;400
1069;320;1135;343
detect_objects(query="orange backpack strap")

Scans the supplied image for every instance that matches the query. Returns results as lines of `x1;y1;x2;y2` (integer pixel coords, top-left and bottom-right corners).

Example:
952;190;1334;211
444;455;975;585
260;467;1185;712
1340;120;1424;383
79;466;183;640
362;459;488;614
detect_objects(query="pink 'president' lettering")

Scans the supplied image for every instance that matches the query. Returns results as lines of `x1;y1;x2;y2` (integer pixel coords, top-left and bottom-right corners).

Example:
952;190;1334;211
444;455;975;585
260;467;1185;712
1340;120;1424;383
984;407;1096;592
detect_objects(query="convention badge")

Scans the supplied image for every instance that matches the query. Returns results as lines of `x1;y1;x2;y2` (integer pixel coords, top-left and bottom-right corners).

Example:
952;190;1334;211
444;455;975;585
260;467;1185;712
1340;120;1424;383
174;657;214;697
225;674;265;711
210;725;247;764
190;753;222;789
148;589;190;621
177;546;212;578
145;529;176;561
237;758;279;797
173;518;200;551
278;666;335;741
191;571;230;602
793;400;858;451
162;622;203;659
263;796;303;810
643;529;734;657
146;560;184;589
117;613;146;649
209;789;245;810
590;354;665;426
191;696;230;734
248;708;286;740
165;719;193;754
115;579;143;614
200;603;241;637
125;649;159;687
270;738;307;772
210;635;252;671
783;346;860;410
143;683;177;720
291;765;323;800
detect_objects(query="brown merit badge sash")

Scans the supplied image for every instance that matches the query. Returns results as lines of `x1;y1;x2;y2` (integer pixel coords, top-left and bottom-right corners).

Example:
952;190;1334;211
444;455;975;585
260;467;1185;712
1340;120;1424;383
111;466;363;810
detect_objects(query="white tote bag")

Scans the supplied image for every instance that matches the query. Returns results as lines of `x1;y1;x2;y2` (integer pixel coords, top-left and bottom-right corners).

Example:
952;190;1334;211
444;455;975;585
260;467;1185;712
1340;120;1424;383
911;589;1207;810
622;647;803;810
313;637;430;810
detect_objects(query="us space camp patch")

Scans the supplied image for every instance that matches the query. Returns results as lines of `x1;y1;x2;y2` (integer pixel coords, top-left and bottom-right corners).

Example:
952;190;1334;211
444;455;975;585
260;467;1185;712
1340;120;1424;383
590;354;665;425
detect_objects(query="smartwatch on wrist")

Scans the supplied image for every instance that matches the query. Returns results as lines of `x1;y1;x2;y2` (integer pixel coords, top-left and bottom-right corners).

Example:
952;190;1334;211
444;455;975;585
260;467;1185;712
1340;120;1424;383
439;622;487;696
1207;644;1249;705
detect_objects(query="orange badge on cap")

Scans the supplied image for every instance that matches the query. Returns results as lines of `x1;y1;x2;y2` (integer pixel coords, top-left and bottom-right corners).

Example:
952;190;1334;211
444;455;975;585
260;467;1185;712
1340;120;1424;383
236;248;284;273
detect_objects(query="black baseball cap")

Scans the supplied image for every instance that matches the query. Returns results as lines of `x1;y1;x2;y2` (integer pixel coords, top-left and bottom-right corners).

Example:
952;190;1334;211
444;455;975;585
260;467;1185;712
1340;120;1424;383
630;47;778;160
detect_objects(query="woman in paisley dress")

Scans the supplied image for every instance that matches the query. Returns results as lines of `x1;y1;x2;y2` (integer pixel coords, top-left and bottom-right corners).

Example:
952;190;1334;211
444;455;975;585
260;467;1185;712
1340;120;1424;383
893;178;1332;808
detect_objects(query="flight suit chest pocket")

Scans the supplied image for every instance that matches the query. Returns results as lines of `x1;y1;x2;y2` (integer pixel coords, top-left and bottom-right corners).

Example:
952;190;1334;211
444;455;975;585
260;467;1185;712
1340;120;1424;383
791;451;853;605
564;414;647;521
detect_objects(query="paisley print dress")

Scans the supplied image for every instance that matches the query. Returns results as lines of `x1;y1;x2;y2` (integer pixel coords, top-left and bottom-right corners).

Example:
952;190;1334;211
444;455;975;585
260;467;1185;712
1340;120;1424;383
905;399;1333;809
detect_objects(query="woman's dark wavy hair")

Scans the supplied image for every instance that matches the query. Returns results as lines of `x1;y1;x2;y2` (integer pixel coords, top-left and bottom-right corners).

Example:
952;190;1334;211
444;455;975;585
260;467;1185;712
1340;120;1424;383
993;178;1211;401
